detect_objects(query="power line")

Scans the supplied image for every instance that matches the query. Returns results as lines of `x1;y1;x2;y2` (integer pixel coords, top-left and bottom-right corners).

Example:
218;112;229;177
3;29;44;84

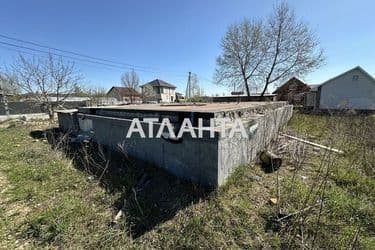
0;40;159;73
0;33;155;71
0;34;210;83
0;38;191;79
0;44;126;73
0;33;191;77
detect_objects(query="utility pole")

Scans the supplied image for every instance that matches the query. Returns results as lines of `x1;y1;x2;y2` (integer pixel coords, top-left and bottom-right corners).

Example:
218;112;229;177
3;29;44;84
185;71;192;100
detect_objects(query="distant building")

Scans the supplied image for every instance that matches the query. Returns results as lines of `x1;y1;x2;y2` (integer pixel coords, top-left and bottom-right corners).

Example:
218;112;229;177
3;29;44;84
272;77;311;105
0;90;5;103
211;94;276;102
140;79;176;103
304;66;375;111
0;86;15;103
106;86;141;103
175;92;185;102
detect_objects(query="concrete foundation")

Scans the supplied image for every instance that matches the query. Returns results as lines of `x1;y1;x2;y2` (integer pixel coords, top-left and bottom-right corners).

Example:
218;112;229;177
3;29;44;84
57;102;293;187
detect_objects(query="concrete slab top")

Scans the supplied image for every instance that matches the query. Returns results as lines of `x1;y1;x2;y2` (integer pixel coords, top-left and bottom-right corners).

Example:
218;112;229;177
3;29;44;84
80;102;287;114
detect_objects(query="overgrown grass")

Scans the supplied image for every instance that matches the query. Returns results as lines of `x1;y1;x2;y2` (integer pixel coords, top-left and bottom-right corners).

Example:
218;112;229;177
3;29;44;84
0;122;131;248
0;113;374;248
268;112;375;248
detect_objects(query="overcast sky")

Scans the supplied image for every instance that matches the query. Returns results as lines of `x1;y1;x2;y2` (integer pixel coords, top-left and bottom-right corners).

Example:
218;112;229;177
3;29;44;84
0;0;374;95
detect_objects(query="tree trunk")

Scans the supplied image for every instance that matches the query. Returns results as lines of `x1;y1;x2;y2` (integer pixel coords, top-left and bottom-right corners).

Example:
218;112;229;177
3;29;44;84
259;151;282;172
260;81;268;96
244;78;250;97
47;104;54;121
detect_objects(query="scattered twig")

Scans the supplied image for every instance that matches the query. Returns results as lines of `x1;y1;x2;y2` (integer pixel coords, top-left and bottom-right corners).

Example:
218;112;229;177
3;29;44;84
98;160;110;181
350;227;361;250
277;203;321;222
132;188;144;216
300;217;305;250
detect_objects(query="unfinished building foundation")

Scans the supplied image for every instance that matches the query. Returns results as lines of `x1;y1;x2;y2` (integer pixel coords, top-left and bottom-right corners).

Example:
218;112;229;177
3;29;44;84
58;102;293;187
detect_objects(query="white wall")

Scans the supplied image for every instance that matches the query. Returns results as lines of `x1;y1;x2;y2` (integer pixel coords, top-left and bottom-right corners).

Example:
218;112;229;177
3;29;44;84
141;86;176;103
160;87;176;103
319;68;375;110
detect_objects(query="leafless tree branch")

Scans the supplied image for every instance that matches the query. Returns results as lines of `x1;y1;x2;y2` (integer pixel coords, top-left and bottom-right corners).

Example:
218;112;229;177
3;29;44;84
5;53;83;119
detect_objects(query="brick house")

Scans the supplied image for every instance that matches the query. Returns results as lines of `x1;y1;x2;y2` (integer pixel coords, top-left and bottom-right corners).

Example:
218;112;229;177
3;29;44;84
272;77;311;105
106;86;141;103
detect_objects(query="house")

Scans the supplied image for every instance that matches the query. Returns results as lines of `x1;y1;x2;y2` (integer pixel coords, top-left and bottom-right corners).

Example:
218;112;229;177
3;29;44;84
140;79;176;103
106;87;141;103
304;66;375;111
272;77;310;105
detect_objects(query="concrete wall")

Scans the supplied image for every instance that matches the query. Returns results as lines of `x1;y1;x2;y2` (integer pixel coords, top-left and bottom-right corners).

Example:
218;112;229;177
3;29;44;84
0;102;42;115
217;105;293;185
78;114;219;186
60;103;293;187
57;111;79;132
0;101;87;115
319;68;375;110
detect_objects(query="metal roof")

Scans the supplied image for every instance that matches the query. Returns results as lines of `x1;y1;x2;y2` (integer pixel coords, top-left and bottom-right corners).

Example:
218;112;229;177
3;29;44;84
140;79;176;89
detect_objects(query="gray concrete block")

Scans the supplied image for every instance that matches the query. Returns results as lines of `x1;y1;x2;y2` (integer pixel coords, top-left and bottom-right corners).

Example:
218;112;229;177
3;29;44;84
59;103;293;187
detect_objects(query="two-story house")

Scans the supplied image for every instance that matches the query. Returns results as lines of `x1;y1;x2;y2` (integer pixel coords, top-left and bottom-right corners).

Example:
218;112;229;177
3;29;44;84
140;79;176;103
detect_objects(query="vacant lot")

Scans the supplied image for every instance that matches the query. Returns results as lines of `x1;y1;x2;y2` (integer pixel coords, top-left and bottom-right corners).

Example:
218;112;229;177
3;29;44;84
0;113;374;249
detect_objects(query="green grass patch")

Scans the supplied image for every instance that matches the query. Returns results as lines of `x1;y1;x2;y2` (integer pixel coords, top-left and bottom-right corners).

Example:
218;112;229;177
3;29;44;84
0;113;374;248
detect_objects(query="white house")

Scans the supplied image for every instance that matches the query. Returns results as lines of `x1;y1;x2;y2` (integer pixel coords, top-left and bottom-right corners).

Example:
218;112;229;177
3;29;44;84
304;66;375;111
140;79;176;103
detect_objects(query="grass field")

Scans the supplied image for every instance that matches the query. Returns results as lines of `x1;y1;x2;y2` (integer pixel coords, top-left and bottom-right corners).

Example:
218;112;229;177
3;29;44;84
0;113;374;249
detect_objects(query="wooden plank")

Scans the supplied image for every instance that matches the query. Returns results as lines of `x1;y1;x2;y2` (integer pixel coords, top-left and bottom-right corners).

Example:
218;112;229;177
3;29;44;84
281;133;344;154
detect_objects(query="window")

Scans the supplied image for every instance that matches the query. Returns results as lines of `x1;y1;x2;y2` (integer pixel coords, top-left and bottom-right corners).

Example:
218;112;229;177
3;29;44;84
352;75;359;81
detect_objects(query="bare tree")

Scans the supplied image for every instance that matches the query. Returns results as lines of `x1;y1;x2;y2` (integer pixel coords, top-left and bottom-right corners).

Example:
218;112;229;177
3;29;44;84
121;69;139;103
6;53;82;119
87;86;107;98
215;3;324;96
190;73;204;97
259;3;324;95
0;72;19;95
85;86;108;106
214;19;266;96
141;84;157;103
